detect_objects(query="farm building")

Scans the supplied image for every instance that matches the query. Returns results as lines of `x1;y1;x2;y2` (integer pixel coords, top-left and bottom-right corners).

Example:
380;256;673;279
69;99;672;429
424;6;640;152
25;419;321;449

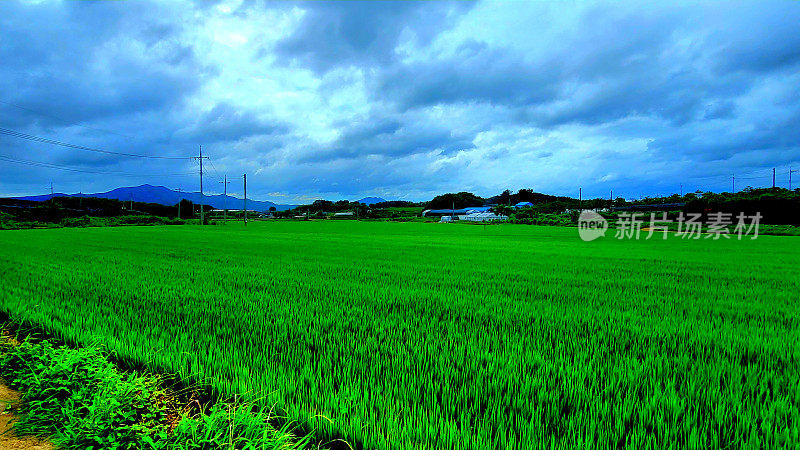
459;212;508;222
422;206;492;217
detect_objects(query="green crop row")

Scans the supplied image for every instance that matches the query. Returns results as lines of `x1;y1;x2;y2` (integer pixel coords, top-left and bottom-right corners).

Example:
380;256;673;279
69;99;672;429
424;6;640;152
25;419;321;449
0;221;798;449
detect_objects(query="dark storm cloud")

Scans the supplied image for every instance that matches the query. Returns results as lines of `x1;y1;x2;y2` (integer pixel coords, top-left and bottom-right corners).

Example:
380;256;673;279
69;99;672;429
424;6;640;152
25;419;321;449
374;3;788;129
376;45;560;109
180;102;289;144
703;101;736;120
2;0;800;201
0;0;227;184
0;2;208;130
352;1;799;176
274;0;475;73
301;114;475;163
706;5;800;75
649;108;800;162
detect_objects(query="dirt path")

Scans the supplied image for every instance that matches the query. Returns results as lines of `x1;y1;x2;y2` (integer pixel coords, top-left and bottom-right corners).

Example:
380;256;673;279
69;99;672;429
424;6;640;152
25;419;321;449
0;381;52;450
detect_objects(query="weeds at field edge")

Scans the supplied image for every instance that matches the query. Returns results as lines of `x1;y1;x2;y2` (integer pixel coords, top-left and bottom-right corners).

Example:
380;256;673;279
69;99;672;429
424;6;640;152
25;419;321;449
0;319;319;450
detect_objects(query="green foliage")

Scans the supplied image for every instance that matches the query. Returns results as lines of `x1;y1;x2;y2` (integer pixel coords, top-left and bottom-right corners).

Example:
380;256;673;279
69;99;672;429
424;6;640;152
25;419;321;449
487;188;577;206
370;206;425;220
57;215;187;228
491;204;514;218
0;335;308;449
508;211;573;226
370;201;421;209
0;219;36;230
427;192;486;209
0;339;157;448
757;224;800;236
166;402;311;449
0;196;202;226
686;187;800;224
0;222;799;449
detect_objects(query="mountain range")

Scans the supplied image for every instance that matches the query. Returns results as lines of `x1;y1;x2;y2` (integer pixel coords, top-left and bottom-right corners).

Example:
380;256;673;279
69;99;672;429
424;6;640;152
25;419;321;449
12;184;296;212
356;197;387;205
11;185;390;211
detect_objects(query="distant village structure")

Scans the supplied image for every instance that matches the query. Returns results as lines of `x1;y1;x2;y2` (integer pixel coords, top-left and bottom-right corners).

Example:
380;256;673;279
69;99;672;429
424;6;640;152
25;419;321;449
424;201;539;222
422;206;509;223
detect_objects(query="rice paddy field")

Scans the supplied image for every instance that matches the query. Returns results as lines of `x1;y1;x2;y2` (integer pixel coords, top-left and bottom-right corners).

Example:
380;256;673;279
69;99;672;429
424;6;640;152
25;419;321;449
0;221;798;449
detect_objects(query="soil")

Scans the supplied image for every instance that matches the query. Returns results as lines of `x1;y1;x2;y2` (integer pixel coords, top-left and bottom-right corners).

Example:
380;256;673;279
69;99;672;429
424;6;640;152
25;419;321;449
0;381;52;450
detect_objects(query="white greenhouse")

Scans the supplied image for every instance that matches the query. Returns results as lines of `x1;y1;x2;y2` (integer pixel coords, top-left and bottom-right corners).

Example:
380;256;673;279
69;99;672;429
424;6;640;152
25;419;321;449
459;212;508;222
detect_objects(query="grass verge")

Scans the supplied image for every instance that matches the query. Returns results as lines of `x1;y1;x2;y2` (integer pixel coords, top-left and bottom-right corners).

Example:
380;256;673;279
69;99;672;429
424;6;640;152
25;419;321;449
0;322;313;449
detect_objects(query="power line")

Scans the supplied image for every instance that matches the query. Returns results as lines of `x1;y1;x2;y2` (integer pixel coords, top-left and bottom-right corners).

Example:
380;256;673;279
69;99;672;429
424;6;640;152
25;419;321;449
220;175;230;223
0;154;195;178
193;145;209;225
737;174;772;181
688;167;774;182
0;100;136;139
207;158;223;182
0;127;192;160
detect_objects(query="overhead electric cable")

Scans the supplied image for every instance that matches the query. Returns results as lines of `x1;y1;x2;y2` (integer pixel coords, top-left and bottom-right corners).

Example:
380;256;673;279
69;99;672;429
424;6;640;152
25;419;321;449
207;158;223;181
0;127;192;160
0;155;195;178
0;100;136;139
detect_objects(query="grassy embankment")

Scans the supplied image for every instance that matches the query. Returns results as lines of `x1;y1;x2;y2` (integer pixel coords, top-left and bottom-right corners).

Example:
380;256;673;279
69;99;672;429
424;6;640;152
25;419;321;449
0;321;312;449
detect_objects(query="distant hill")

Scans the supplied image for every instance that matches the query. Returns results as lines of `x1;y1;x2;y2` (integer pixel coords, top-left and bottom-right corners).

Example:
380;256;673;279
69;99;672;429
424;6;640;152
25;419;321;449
12;184;296;212
357;197;387;205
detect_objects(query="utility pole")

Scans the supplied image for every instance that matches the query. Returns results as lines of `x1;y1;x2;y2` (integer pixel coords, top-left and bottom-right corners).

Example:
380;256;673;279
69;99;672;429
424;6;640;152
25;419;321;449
452;201;455;220
177;187;182;219
680;184;683;196
50;182;54;206
579;187;582;210
243;174;247;226
773;168;776;188
192;145;209;225
791;168;798;190
220;175;230;224
200;146;203;224
199;146;204;224
732;175;735;193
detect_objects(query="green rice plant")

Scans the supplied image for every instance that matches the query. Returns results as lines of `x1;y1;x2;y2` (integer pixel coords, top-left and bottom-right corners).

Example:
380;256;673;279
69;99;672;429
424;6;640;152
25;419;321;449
0;221;798;449
162;401;313;450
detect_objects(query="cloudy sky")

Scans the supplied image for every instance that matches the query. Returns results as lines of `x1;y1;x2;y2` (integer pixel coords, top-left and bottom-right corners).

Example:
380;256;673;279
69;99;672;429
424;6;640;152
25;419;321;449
1;0;799;203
